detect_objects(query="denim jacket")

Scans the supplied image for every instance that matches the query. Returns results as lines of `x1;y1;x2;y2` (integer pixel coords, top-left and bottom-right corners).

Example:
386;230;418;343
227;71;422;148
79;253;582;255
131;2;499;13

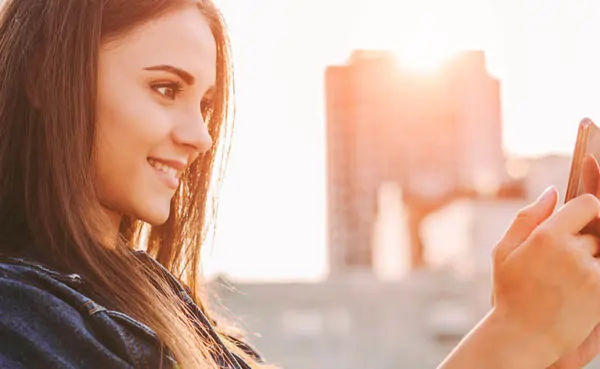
0;250;262;369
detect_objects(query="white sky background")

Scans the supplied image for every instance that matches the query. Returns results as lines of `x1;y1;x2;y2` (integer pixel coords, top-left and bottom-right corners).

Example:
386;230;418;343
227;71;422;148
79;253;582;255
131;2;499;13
203;0;600;282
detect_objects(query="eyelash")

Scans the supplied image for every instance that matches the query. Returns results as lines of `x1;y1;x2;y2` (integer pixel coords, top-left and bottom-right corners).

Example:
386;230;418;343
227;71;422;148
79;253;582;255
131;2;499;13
150;81;183;100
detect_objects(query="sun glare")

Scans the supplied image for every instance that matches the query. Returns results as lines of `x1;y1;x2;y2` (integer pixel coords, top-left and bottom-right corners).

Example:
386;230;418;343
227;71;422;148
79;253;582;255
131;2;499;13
394;44;458;73
389;20;461;73
353;0;491;74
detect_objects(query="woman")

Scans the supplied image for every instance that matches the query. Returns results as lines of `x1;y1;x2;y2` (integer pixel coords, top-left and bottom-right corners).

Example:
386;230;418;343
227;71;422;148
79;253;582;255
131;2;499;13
0;1;265;368
0;1;599;368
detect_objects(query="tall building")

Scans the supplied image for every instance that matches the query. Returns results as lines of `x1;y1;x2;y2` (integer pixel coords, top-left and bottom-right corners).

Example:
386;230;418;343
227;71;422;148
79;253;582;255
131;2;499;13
325;50;506;277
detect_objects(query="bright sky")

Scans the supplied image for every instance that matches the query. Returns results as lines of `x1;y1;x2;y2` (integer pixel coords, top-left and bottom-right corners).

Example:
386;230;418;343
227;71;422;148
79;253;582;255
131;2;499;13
203;0;600;282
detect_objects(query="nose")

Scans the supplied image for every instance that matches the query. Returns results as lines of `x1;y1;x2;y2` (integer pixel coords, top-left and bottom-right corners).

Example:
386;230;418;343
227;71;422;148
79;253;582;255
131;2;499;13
171;110;213;158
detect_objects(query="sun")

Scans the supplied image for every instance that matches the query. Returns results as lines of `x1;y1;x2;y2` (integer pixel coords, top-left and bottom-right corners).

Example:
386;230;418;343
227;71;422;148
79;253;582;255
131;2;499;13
393;36;459;73
351;0;491;74
387;19;463;74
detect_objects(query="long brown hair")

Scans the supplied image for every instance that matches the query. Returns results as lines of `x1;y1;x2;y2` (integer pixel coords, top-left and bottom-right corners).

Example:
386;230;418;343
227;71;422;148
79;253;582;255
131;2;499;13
0;0;268;368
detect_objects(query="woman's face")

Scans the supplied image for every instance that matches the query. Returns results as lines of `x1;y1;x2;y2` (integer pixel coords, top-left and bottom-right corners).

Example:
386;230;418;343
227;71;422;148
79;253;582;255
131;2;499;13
95;6;216;229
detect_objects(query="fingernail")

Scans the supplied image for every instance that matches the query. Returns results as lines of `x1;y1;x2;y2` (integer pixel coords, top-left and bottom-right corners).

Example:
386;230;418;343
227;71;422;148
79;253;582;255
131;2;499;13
537;186;555;203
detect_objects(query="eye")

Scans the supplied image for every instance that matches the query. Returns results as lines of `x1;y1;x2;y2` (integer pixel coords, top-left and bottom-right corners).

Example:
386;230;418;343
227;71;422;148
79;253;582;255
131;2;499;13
151;81;183;100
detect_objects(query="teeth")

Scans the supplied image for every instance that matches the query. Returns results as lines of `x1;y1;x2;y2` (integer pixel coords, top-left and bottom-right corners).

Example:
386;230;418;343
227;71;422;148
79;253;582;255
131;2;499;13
148;159;179;178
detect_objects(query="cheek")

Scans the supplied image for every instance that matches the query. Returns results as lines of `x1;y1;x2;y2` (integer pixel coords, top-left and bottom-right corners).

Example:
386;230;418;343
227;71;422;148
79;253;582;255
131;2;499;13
94;88;173;215
97;85;171;149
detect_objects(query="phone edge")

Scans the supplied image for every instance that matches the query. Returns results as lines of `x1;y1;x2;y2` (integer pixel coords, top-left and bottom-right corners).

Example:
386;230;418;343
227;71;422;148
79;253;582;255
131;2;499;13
565;118;594;203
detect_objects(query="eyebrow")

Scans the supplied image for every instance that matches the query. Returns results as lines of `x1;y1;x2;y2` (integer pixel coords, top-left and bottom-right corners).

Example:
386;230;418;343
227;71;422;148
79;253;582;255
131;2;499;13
144;64;195;85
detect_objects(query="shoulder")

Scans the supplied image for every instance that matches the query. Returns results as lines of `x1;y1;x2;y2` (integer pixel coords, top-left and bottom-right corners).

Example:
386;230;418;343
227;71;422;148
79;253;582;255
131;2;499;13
0;261;86;331
210;319;264;364
227;334;265;363
0;260;134;369
0;259;88;328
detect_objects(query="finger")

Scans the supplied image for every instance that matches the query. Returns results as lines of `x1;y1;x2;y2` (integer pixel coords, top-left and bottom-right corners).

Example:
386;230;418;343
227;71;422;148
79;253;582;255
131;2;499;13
492;226;600;308
582;154;600;195
573;233;600;257
491;187;557;307
581;217;600;238
493;186;557;266
579;155;600;237
544;193;600;235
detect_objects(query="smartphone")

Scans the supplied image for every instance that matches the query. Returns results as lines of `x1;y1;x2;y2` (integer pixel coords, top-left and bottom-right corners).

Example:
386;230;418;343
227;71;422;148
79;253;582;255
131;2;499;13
565;118;600;203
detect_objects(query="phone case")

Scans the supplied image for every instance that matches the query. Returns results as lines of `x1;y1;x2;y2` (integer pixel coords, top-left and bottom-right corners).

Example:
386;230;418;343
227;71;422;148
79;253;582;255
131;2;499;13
565;118;600;203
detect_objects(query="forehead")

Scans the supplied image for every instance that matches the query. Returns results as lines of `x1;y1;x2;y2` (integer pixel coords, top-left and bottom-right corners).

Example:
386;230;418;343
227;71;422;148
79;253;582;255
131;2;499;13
101;6;217;88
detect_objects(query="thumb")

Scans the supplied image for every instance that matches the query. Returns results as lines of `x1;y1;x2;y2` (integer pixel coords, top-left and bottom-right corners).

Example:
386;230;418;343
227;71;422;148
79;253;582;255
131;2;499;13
582;154;600;196
493;186;558;267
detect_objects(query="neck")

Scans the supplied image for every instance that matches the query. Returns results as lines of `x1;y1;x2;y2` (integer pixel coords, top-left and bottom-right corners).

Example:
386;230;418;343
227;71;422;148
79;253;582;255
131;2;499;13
98;207;122;249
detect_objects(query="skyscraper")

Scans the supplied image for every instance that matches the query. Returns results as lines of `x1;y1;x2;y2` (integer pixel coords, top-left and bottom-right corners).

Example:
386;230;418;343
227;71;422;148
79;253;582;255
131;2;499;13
325;50;506;277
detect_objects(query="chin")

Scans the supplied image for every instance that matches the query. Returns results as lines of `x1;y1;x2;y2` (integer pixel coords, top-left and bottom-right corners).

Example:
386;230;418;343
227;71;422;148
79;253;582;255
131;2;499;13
144;215;170;226
136;203;172;226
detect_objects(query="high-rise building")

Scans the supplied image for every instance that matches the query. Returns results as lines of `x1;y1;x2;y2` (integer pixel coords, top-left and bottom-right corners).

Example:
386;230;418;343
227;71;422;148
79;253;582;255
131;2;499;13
325;50;506;277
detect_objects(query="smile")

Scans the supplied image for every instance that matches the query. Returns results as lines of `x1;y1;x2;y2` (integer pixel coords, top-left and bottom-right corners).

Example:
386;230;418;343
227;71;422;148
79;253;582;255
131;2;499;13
147;158;182;190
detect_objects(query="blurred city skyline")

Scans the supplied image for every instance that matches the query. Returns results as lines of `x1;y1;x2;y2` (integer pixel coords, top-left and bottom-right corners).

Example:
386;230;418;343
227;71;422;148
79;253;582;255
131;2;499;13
203;0;600;282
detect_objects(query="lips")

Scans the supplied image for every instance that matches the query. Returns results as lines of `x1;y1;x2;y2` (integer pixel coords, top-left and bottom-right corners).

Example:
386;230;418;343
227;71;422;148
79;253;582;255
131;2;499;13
147;157;187;190
148;158;179;178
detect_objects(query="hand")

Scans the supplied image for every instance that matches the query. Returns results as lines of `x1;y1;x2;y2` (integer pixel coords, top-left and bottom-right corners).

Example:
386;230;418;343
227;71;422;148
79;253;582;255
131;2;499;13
580;154;600;236
439;188;600;369
547;323;600;369
492;188;600;367
581;154;600;195
548;155;600;369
